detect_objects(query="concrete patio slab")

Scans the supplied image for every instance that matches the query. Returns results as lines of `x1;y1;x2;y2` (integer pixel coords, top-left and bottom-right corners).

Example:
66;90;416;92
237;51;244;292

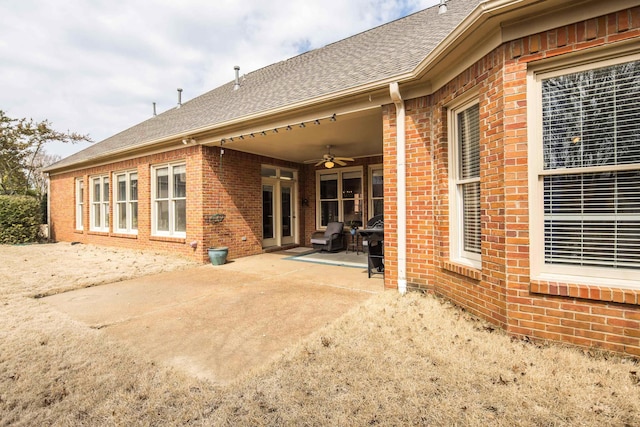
44;252;382;384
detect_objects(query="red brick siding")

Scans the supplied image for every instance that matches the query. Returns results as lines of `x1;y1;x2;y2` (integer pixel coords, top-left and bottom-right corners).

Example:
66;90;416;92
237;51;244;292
49;145;300;262
383;6;640;356
382;104;398;289
503;6;640;357
50;143;383;261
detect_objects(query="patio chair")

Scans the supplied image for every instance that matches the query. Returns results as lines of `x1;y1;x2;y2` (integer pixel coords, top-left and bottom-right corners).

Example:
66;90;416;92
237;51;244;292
310;222;345;252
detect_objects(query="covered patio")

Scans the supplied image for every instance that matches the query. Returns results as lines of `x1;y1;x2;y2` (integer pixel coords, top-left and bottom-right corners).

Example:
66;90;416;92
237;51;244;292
193;102;387;256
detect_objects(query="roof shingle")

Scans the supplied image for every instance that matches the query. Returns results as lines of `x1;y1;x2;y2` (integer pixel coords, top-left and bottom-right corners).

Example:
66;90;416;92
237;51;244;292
48;0;481;171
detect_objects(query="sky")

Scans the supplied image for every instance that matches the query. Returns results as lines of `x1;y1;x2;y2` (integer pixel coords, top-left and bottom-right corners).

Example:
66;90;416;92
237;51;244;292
1;0;441;161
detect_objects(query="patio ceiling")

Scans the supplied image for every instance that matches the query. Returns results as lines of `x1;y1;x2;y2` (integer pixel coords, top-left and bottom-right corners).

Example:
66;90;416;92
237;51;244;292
201;106;383;165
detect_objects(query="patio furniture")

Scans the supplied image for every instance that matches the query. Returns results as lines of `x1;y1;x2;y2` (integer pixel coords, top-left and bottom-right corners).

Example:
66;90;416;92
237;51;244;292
359;215;384;278
311;221;345;252
346;220;363;254
346;230;362;254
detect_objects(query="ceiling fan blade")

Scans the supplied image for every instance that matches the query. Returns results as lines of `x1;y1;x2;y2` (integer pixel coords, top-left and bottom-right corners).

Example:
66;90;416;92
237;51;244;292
334;157;354;162
315;160;325;166
334;159;347;166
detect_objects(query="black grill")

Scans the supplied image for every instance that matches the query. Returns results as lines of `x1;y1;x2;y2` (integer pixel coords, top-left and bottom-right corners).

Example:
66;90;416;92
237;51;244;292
359;215;384;278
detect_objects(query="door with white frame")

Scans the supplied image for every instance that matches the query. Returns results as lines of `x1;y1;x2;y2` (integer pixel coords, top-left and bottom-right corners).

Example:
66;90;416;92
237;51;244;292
261;166;298;248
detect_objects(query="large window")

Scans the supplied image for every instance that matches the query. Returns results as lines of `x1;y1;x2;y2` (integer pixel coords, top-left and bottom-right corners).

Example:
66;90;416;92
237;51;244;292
317;168;363;227
90;176;109;232
530;55;640;284
75;178;84;230
114;171;138;234
152;163;186;237
449;99;481;268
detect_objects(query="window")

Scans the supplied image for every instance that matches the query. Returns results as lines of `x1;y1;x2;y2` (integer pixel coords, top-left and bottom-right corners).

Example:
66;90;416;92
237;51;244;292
75;179;84;230
90;176;109;232
152;163;186;237
114;171;138;234
369;165;384;218
319;173;338;226
449;99;481;268
530;55;640;284
317;167;363;227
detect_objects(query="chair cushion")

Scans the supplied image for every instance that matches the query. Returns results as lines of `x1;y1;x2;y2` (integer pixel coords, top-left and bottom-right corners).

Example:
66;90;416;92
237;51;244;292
311;238;329;245
324;222;344;236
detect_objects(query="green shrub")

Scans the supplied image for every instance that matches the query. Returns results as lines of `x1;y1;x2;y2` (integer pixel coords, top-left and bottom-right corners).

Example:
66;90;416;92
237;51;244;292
0;195;41;244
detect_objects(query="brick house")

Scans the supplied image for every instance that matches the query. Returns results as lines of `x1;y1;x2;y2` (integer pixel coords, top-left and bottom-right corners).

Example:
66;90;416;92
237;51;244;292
45;0;640;357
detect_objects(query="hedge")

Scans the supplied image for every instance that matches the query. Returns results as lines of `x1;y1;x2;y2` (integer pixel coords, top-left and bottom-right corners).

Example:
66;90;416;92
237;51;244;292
0;195;41;244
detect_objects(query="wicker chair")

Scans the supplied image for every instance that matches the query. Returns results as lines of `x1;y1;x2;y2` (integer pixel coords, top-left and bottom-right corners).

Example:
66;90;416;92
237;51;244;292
310;222;345;252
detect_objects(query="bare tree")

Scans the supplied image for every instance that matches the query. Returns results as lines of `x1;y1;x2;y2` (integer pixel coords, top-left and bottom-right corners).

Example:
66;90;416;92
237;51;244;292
0;110;90;196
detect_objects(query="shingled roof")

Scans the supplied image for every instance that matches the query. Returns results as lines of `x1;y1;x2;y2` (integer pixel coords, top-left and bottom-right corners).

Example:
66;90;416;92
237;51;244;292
47;0;482;171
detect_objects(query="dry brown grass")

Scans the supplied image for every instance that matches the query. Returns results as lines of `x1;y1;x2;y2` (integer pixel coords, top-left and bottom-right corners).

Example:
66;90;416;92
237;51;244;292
1;243;639;426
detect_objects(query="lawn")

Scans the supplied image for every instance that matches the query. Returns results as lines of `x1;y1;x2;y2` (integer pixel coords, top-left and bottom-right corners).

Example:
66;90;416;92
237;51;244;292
1;243;639;426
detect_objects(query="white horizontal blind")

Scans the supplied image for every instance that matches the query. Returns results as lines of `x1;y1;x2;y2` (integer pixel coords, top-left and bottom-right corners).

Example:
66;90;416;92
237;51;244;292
458;104;481;255
542;60;640;269
542;61;640;169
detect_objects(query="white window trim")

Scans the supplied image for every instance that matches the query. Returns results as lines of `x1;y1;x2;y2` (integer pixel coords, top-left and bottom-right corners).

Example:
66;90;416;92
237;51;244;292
75;178;84;231
89;175;109;232
368;164;384;219
261;165;297;181
316;166;363;229
448;95;481;270
151;163;186;238
527;50;640;288
113;170;138;235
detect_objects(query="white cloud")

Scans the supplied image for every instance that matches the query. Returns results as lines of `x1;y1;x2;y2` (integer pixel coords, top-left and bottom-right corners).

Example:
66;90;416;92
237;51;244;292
0;0;439;158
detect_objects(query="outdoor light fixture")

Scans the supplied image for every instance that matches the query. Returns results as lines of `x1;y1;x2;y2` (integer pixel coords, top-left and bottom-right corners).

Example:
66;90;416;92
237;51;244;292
218;113;339;146
324;161;335;169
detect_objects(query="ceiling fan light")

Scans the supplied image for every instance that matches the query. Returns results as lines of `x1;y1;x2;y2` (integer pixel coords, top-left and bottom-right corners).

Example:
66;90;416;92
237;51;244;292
324;161;335;169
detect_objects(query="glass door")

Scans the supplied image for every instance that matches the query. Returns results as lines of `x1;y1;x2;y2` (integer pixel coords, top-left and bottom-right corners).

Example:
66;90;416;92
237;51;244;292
281;182;295;245
261;172;298;248
262;184;277;247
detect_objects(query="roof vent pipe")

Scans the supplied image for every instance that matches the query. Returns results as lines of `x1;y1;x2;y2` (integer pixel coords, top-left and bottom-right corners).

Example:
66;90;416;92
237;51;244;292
177;88;183;107
438;0;447;14
152;102;157;116
233;66;240;91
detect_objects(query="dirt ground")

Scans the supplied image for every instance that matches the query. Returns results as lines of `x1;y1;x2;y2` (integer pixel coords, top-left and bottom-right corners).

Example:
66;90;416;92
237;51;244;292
2;242;640;426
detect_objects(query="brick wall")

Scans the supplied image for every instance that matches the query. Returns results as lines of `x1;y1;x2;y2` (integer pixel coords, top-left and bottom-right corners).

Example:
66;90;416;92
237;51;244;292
383;7;640;356
49;145;300;263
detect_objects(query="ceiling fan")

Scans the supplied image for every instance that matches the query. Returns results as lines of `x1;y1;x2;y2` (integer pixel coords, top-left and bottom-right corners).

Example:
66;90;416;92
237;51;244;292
314;145;354;169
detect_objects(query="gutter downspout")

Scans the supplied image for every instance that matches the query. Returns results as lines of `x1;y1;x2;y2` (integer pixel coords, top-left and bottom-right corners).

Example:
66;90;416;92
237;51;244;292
389;82;407;295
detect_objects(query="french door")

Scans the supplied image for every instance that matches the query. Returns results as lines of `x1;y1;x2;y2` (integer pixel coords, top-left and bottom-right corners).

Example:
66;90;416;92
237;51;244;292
262;179;297;248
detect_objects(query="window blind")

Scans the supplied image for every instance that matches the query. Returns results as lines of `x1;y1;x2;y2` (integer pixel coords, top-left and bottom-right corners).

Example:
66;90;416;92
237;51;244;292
542;60;640;269
542;61;640;170
458;103;481;254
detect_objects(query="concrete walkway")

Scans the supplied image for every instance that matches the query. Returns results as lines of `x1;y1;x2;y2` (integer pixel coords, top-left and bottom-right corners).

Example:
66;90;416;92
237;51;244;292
44;252;382;384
